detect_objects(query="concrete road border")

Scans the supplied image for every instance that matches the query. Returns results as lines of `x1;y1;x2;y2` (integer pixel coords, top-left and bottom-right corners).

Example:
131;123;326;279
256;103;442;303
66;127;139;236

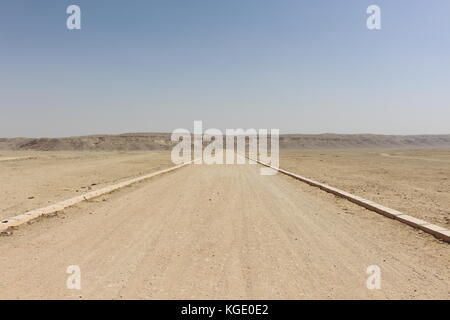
253;158;450;243
0;161;192;232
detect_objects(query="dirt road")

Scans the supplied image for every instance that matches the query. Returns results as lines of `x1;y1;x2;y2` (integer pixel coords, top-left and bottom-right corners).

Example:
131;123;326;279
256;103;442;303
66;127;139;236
0;163;449;299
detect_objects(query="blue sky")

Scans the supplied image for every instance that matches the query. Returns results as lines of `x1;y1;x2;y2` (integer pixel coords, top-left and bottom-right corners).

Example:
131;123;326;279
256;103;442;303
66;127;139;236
1;0;449;137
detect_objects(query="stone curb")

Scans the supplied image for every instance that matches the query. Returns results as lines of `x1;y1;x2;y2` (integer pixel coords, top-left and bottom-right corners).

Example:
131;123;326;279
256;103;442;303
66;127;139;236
0;161;192;232
254;158;450;243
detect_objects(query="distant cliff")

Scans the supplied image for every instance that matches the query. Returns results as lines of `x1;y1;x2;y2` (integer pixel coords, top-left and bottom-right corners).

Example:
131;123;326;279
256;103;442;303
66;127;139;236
1;133;450;151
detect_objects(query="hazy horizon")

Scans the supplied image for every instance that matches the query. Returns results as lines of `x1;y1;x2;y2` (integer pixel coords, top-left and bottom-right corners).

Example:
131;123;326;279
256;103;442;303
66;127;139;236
2;1;450;137
3;131;450;140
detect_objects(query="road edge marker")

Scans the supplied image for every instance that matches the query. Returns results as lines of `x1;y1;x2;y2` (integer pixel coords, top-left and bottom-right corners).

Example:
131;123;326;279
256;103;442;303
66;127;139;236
0;160;193;232
252;158;450;243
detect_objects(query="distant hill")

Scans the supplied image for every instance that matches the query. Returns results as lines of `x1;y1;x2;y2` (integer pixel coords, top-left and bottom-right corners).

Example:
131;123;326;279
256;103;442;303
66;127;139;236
279;134;450;149
1;133;450;151
0;133;173;151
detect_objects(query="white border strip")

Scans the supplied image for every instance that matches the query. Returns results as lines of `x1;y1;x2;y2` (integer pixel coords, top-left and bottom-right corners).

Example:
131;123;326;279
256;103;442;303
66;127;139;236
0;161;192;232
254;158;450;243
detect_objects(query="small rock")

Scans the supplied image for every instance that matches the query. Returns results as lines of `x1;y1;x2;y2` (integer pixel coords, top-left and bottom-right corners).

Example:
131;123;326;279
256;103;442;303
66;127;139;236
28;196;35;200
45;212;58;218
0;231;12;237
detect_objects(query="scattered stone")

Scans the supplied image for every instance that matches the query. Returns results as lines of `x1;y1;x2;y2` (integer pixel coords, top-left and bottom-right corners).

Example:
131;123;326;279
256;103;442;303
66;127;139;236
28;196;35;200
0;231;12;237
44;212;58;218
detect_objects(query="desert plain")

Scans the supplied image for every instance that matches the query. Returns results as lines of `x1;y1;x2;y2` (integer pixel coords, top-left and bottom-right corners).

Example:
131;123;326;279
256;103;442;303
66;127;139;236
1;147;449;227
0;135;449;299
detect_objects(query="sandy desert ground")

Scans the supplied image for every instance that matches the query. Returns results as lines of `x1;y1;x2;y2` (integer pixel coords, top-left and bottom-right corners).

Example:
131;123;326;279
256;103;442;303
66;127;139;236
3;148;446;227
0;151;173;221
0;162;449;299
0;148;449;299
280;149;450;228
